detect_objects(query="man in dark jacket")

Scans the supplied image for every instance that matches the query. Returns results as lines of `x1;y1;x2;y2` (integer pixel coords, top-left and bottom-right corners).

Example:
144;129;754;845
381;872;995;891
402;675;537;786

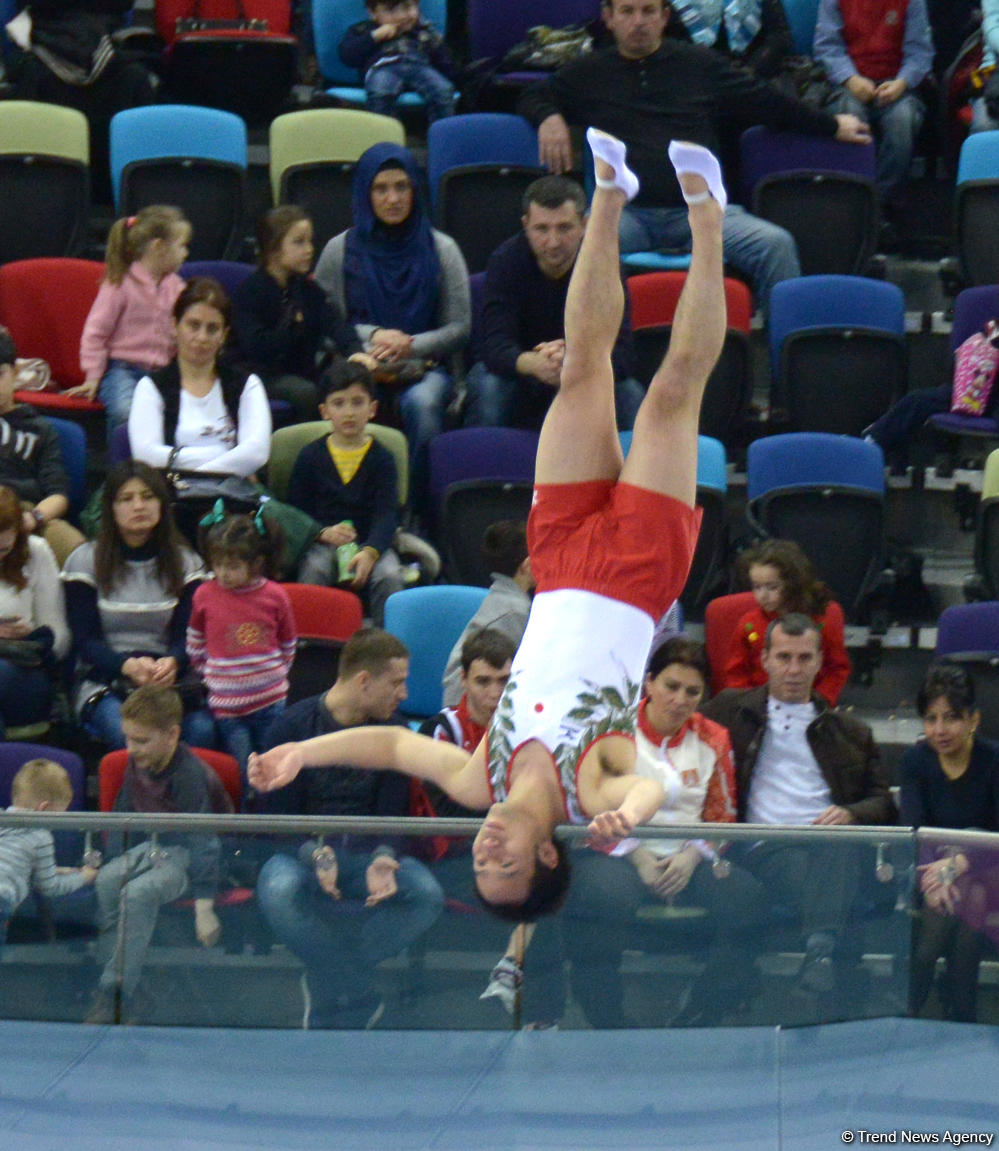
701;612;895;990
463;175;643;431
255;628;444;1029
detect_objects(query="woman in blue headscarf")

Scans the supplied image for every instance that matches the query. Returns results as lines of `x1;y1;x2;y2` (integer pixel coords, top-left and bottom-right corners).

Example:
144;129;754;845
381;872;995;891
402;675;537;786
315;142;470;518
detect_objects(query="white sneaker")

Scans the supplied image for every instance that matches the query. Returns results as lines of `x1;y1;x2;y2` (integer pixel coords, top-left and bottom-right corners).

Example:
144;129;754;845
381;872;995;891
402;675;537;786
479;956;523;1015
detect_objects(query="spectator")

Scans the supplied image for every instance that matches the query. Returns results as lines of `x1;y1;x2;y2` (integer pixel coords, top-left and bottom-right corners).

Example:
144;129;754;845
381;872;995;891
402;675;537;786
255;629;444;1029
702;613;895;992
518;0;871;313
720;539;852;706
441;520;533;708
62;460;211;751
72;206;190;437
231;206;378;424
187;508;297;788
668;0;794;80
492;637;765;1028
85;686;223;1024
970;0;999;133
338;0;456;122
423;629;514;755
0;326;84;566
813;0;934;202
127;277;271;545
5;0;155;202
290;360;403;625
314;142;471;519
0;758;98;956
464;175;643;431
0;485;69;739
901;663;999;1022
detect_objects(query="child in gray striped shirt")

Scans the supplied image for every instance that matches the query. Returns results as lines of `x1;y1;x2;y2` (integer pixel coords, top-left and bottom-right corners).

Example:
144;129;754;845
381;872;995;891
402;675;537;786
0;759;99;952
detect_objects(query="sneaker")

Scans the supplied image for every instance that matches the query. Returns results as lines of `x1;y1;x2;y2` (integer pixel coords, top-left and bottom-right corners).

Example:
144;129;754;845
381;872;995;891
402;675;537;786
798;931;837;994
394;530;441;581
302;974;385;1030
479;956;523;1015
332;993;385;1030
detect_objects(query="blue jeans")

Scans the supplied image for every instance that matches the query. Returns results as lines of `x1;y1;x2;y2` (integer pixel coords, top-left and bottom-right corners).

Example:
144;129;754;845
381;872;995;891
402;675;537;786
398;367;453;517
463;361;644;431
619;203;800;316
99;361;147;438
365;60;455;122
256;851;444;1013
86;692;216;752
216;701;286;786
0;659;52;738
829;88;926;196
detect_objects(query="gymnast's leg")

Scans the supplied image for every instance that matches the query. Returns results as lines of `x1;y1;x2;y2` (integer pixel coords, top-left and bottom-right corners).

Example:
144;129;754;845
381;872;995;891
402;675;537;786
532;129;638;488
619;142;726;508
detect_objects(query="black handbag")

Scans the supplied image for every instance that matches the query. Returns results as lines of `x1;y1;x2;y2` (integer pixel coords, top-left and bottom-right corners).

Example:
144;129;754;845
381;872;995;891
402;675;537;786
164;449;261;511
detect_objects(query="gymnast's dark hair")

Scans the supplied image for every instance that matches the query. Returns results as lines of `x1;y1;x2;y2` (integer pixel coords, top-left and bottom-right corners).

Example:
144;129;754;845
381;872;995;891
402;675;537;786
475;838;572;923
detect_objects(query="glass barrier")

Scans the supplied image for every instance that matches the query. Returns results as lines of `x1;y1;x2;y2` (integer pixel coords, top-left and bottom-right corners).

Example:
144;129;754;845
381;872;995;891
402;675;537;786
3;811;979;1031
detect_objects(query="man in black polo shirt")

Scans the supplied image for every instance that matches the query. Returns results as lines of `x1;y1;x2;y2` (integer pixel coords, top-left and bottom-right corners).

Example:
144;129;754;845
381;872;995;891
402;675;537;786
518;0;872;313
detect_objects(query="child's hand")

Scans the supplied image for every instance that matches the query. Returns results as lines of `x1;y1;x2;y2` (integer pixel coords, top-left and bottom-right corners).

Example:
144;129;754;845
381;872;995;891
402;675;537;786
347;548;376;588
372;22;398;40
80;865;100;884
322;521;356;548
65;379;100;401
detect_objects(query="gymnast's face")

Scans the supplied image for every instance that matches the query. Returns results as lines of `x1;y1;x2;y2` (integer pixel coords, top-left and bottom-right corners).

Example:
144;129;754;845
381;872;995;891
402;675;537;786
472;805;558;905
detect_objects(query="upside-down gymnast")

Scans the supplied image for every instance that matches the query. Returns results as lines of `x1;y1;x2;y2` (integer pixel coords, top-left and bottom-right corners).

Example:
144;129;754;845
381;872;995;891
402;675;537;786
250;130;727;921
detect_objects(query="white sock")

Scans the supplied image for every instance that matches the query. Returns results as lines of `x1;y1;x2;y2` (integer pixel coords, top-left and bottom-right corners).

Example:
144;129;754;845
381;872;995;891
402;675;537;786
668;140;727;211
587;127;640;202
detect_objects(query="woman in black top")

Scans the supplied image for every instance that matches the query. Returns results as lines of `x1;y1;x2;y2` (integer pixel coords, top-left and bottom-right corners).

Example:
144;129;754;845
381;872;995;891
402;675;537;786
900;663;999;1021
232;206;376;423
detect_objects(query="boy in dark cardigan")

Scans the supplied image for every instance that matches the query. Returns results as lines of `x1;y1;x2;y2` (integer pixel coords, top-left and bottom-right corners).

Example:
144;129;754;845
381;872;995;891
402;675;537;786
289;361;403;625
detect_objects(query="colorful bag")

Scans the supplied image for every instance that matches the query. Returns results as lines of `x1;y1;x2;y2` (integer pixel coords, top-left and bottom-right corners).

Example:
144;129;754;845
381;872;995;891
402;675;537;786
951;320;999;416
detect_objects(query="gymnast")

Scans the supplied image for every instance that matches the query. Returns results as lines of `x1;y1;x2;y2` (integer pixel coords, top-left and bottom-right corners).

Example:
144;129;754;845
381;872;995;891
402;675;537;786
250;129;727;921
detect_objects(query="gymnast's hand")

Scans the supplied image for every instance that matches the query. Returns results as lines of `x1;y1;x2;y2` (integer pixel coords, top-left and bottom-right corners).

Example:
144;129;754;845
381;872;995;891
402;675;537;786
587;807;634;845
248;743;305;791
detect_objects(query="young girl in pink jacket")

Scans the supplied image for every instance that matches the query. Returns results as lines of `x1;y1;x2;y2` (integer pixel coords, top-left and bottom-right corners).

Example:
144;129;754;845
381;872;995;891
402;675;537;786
72;205;191;437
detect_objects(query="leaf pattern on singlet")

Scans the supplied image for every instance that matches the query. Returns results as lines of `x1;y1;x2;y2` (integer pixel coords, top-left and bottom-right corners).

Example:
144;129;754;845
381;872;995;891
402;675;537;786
488;674;519;784
487;671;641;816
553;675;640;772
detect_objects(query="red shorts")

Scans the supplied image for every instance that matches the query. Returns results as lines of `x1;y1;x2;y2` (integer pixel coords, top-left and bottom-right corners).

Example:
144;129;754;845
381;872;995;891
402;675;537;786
528;480;702;620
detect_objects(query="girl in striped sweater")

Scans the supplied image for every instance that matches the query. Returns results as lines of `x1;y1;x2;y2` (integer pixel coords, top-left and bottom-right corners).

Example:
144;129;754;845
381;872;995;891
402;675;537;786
187;505;296;788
